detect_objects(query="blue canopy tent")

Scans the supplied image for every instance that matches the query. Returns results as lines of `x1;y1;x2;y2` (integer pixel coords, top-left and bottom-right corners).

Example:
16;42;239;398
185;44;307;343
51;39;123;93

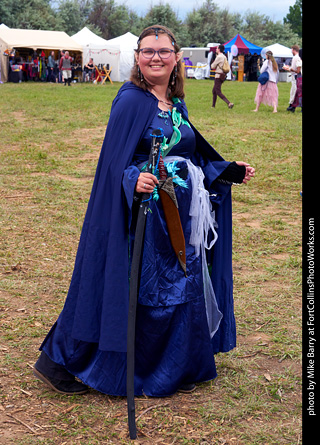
223;33;262;55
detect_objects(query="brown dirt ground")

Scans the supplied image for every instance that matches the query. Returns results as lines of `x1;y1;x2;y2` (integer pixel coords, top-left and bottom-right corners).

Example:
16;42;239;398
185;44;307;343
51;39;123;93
0;124;302;444
0;283;301;444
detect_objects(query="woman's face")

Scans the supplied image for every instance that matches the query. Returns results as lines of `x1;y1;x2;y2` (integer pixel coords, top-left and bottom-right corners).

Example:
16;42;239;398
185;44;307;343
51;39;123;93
136;33;181;86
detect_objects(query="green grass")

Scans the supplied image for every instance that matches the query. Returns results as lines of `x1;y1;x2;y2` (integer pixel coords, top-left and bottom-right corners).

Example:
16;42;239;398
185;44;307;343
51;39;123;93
0;79;302;444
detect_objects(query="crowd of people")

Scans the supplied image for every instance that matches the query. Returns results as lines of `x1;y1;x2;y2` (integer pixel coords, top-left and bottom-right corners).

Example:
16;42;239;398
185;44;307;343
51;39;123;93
7;49;115;86
7;49;89;84
210;43;302;113
7;44;302;112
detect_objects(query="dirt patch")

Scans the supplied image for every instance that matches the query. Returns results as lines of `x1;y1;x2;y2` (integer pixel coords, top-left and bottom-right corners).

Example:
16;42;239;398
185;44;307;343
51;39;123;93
30;171;93;183
0;281;301;444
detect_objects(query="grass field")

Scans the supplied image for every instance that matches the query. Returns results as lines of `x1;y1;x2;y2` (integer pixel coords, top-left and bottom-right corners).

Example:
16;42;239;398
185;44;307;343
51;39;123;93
0;79;302;444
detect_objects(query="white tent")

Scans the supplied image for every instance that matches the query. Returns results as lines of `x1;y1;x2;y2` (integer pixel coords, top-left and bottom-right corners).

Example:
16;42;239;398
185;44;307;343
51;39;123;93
106;32;138;82
0;28;83;82
262;43;293;59
0;27;83;52
0;24;9;82
71;27;121;81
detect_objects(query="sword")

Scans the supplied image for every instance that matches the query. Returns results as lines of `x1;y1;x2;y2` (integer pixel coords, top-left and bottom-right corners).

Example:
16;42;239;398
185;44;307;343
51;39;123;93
127;128;163;440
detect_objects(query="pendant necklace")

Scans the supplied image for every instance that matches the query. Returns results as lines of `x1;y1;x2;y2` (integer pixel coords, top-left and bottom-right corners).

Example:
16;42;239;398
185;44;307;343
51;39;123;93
158;98;173;107
150;89;173;108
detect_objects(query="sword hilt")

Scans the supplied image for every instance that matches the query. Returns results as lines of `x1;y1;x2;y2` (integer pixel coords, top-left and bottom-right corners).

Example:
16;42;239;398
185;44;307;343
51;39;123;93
147;128;164;174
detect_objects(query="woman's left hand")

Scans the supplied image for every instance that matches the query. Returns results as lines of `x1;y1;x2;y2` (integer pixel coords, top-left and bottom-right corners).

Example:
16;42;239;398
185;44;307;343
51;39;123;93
135;172;159;194
236;161;255;184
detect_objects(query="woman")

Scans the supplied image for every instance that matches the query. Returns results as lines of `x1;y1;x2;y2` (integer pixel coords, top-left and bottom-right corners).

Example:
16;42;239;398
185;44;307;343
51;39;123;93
83;57;95;82
33;25;255;397
253;50;279;113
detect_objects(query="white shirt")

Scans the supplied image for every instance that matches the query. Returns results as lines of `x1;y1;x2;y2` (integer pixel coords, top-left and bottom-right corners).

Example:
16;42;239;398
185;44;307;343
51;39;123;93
260;59;279;83
291;54;301;72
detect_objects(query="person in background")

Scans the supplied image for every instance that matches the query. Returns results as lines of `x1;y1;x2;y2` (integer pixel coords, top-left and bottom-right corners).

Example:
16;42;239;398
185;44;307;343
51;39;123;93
285;48;302;113
47;51;56;83
58;51;65;83
83;58;95;82
283;45;301;112
253;50;279;113
211;45;234;109
59;51;73;86
31;51;39;81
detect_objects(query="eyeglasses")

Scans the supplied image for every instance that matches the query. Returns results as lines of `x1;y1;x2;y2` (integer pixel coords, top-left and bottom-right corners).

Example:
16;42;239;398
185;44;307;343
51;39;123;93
139;48;175;59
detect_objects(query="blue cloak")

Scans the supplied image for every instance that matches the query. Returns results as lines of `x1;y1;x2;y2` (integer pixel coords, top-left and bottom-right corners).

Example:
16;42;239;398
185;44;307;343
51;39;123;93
41;82;236;358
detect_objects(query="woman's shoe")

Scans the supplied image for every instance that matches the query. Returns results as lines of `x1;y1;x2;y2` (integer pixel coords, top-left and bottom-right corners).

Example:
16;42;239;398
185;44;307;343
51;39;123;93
33;366;88;395
177;383;196;393
228;103;234;109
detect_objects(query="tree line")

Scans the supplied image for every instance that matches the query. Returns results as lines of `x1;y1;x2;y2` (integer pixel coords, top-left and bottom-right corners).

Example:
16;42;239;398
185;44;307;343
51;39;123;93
0;0;302;48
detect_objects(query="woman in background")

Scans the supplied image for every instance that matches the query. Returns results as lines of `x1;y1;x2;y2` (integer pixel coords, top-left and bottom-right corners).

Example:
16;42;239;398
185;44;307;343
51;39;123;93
253;50;279;113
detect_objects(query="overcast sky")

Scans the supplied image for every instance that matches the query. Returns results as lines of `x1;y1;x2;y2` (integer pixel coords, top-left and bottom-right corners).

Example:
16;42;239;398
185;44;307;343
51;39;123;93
123;0;296;22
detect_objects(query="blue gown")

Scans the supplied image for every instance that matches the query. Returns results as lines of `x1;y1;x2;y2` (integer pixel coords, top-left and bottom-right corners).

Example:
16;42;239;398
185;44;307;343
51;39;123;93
39;82;236;396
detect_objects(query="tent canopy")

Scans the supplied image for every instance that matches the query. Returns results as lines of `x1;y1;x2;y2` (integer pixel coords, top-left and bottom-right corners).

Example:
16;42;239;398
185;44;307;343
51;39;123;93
71;28;138;82
71;27;121;81
106;32;138;82
0;28;83;82
106;31;138;49
0;28;83;51
221;33;262;55
262;43;293;58
72;26;111;47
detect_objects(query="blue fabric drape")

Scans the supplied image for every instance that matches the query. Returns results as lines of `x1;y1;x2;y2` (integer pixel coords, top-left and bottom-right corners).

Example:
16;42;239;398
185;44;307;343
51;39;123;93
40;82;236;396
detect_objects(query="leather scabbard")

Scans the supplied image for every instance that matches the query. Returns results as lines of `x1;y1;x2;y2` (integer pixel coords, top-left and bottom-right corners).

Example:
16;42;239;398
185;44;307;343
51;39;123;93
159;178;187;276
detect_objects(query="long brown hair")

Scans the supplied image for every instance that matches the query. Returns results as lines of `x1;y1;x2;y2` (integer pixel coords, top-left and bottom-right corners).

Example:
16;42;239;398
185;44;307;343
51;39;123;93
130;25;185;100
266;51;278;72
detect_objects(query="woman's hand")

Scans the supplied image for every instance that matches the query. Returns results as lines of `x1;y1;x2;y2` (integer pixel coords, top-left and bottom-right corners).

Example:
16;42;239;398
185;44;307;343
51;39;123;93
236;161;255;184
135;172;159;193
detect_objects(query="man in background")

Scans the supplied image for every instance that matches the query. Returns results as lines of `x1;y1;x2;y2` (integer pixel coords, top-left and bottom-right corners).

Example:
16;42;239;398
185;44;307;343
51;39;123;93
283;45;301;111
59;51;73;86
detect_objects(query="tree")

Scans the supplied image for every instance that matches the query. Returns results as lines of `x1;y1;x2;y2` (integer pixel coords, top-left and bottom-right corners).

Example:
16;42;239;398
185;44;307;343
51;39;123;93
141;3;190;47
284;0;302;37
240;11;274;43
0;0;20;27
87;0;141;39
239;11;302;48
0;0;57;30
0;0;302;49
185;0;236;46
56;0;84;34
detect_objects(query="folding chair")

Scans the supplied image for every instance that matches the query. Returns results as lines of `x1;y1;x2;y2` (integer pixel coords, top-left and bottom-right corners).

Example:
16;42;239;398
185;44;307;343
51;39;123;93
103;65;113;84
94;65;108;84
